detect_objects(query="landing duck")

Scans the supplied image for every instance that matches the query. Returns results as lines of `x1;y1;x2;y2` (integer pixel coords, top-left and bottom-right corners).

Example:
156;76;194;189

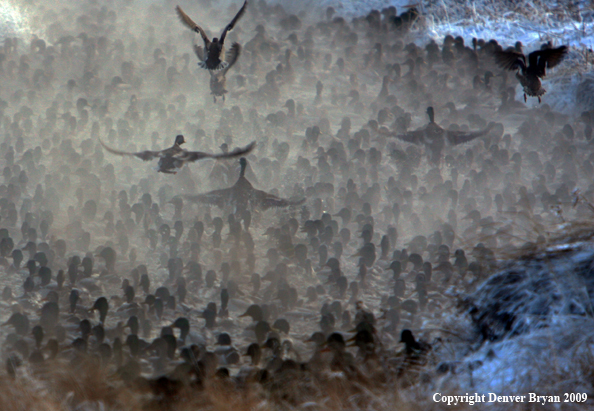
206;43;241;103
495;44;568;103
175;1;248;71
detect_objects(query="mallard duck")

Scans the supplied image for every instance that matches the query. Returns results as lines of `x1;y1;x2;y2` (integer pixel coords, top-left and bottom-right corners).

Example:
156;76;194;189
100;135;256;174
184;157;305;215
494;45;568;102
207;43;241;102
379;107;493;165
400;329;431;356
391;329;433;383
175;1;247;71
391;7;419;31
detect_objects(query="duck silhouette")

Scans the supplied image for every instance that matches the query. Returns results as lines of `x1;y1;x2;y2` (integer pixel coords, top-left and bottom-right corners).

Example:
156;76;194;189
175;1;247;70
184;157;305;215
206;43;241;103
100;135;255;174
379;107;493;165
495;44;568;103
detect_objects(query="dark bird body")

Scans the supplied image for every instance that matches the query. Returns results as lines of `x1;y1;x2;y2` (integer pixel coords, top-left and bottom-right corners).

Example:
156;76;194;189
206;43;241;102
495;45;568;102
184;158;305;215
176;1;247;71
400;329;431;356
380;107;493;165
100;135;255;174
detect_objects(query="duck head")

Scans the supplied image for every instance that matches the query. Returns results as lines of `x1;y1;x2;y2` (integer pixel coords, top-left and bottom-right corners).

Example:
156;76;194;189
174;135;185;146
239;157;248;178
426;107;435;123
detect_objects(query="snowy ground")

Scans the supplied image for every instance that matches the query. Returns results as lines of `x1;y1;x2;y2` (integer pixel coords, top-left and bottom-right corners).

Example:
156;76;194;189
273;0;594;114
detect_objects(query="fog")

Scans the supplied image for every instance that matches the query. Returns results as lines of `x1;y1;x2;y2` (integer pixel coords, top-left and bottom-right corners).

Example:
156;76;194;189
0;0;592;410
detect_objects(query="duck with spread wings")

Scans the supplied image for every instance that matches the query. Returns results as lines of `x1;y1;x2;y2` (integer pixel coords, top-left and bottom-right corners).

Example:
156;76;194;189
175;1;247;71
494;44;568;103
184;157;305;215
379;107;494;165
100;135;256;174
206;43;241;102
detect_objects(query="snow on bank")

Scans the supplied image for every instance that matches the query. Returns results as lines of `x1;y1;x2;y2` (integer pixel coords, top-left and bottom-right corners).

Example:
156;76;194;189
0;1;31;40
267;0;594;114
421;0;594;114
430;226;594;399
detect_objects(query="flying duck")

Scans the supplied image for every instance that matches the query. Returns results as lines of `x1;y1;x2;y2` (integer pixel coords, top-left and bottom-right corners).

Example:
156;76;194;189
100;135;256;174
184;157;305;214
379;107;493;165
175;1;247;71
494;44;568;103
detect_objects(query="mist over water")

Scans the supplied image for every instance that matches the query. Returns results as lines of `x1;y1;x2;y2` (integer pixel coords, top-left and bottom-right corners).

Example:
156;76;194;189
0;0;592;410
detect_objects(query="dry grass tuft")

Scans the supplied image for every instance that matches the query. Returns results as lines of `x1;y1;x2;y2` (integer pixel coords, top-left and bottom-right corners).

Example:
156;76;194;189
0;363;409;411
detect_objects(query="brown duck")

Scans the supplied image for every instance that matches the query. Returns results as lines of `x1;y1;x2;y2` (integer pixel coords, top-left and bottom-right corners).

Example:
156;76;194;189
206;43;241;102
393;329;433;383
184;157;305;214
379;107;493;165
176;1;247;71
100;135;256;174
495;44;568;102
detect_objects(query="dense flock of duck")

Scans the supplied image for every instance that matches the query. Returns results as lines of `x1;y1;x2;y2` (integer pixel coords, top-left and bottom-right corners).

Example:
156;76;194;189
0;0;589;409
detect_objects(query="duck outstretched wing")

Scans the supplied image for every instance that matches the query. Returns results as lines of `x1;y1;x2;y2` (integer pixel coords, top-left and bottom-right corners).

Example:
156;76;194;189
379;127;425;145
183;189;231;208
446;123;494;146
221;43;242;74
253;189;306;210
99;138;161;161
220;0;248;43
176;6;211;46
528;45;568;77
494;50;526;71
179;141;255;163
